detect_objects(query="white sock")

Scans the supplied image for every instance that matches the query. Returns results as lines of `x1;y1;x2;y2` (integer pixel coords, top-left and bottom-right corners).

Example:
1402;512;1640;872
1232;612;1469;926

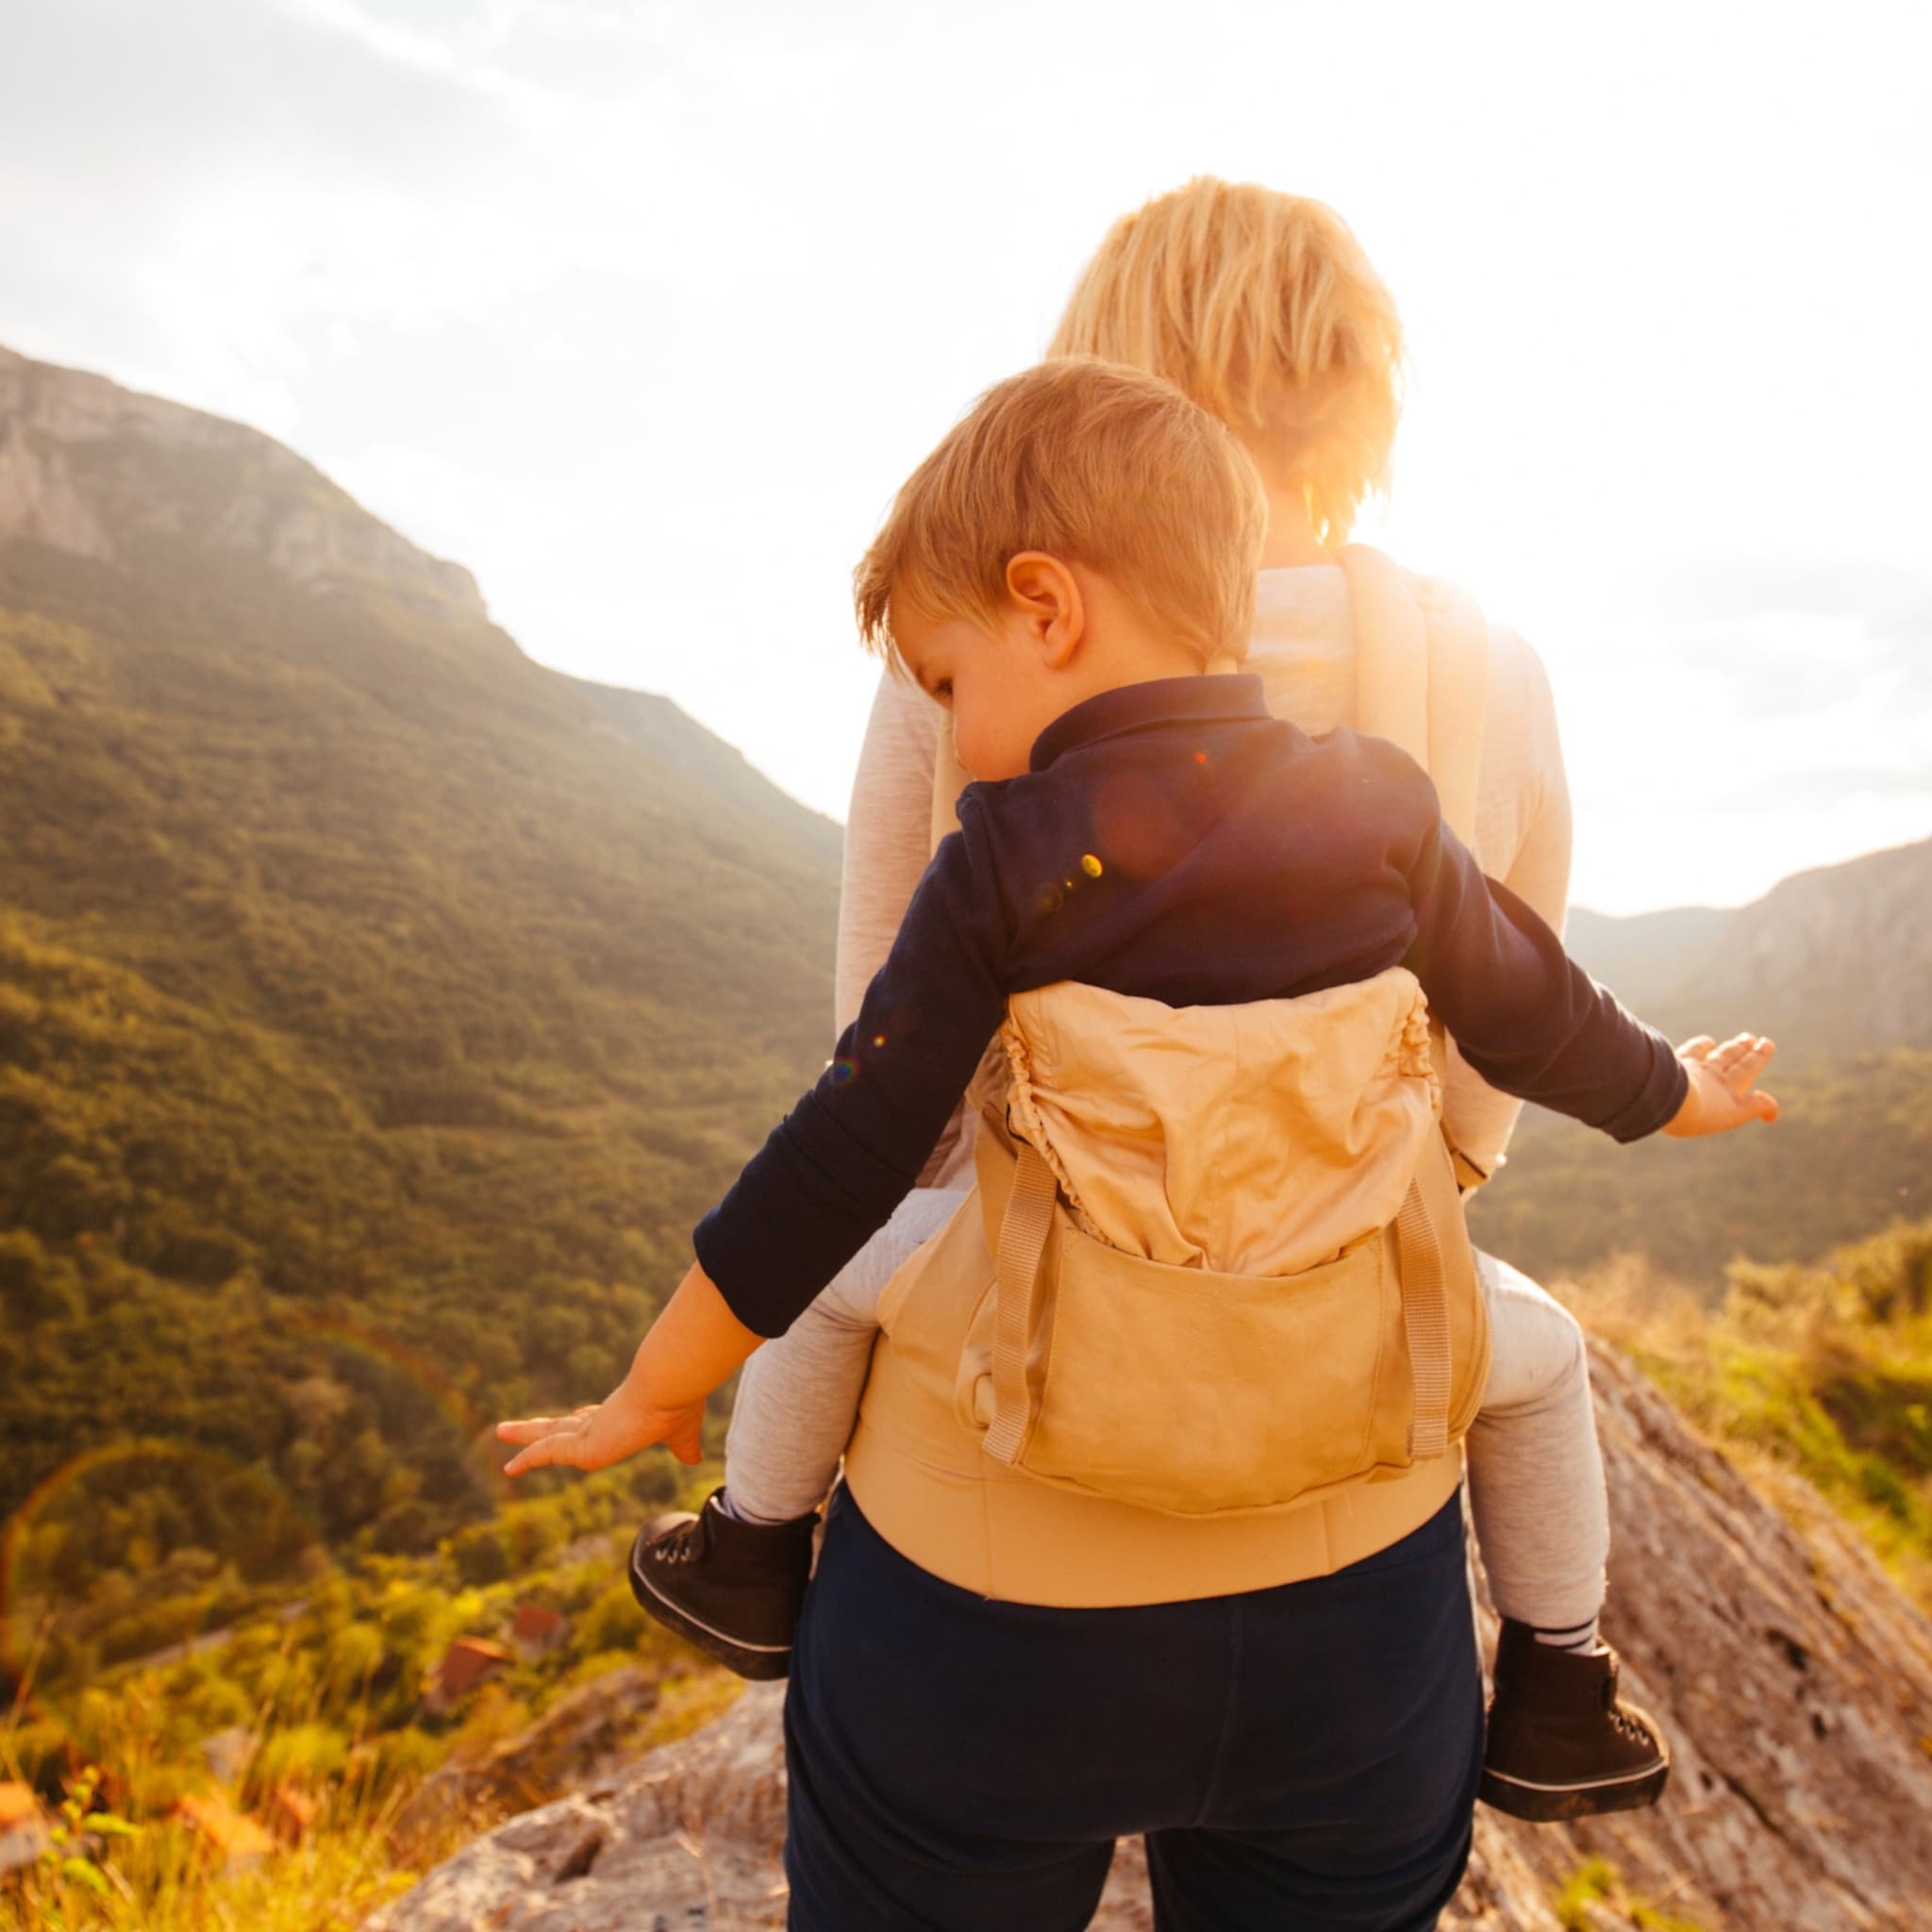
714;1487;797;1529
1532;1615;1605;1657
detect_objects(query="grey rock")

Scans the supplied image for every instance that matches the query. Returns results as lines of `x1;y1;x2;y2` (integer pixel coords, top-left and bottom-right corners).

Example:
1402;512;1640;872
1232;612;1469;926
393;1666;662;1845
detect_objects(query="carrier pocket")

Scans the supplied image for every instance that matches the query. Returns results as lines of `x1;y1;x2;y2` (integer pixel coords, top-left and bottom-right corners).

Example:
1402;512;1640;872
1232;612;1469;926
969;1145;1422;1517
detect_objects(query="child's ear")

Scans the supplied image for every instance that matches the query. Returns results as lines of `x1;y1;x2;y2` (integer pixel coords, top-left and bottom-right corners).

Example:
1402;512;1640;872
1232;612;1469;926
1004;552;1085;670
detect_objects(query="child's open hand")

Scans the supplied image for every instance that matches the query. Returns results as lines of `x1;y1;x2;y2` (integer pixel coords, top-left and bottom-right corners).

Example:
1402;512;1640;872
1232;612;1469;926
495;1259;758;1480
495;1385;706;1478
1664;1033;1779;1138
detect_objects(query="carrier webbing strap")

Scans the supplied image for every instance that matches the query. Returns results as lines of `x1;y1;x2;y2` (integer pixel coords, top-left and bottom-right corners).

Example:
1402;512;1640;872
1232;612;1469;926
1395;1177;1452;1460
984;1141;1059;1467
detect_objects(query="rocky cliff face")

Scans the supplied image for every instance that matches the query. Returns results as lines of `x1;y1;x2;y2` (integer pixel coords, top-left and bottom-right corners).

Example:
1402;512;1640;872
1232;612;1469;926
0;346;485;621
364;1346;1932;1931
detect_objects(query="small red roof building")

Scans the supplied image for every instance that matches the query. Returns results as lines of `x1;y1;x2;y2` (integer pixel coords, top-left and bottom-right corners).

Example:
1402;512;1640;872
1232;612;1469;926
262;1783;323;1845
508;1602;567;1657
0;1783;42;1828
426;1635;511;1711
0;1783;50;1874
174;1792;276;1872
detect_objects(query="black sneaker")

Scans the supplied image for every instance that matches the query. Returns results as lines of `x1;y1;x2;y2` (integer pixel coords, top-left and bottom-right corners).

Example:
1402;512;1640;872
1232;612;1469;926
1480;1618;1672;1822
627;1490;816;1681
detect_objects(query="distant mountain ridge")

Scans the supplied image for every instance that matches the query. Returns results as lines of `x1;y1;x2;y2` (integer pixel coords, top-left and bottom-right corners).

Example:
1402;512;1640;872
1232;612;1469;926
0;344;841;1564
1476;838;1932;1285
1566;835;1932;1057
1563;903;1732;1015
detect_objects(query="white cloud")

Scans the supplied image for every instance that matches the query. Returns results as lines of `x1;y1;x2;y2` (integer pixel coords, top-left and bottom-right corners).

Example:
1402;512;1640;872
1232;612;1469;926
3;0;1930;903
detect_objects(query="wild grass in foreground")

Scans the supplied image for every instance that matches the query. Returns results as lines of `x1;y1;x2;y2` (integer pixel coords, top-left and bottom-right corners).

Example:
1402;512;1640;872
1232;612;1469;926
4;1761;428;1932
1;1458;737;1931
1553;1854;1707;1931
1559;1218;1932;1608
8;1221;1931;1927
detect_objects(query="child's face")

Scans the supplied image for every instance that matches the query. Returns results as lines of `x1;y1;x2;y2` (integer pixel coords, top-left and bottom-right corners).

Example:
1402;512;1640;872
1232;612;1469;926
891;601;1070;783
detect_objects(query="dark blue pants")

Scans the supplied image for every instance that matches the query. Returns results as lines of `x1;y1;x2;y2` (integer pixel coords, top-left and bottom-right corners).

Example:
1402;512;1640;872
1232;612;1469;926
784;1489;1482;1930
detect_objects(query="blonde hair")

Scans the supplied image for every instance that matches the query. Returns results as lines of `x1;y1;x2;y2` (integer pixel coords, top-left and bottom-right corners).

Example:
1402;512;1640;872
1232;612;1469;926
1049;177;1404;543
854;357;1266;668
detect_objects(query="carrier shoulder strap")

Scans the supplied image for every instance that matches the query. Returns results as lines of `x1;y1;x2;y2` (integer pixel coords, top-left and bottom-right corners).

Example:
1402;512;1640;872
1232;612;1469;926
982;1141;1059;1467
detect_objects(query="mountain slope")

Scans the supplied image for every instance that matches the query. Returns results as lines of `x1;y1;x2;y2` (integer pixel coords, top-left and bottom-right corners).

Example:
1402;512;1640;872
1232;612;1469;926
1472;839;1932;1285
1561;903;1731;1017
1565;837;1932;1058
0;346;841;1565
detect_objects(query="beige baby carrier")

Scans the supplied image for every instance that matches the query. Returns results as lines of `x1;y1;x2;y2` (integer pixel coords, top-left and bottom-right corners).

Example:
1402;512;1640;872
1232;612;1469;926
845;548;1495;1600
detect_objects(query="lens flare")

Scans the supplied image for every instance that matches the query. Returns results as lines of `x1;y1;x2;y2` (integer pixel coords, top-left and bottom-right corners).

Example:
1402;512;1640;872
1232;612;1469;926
2;1439;331;1750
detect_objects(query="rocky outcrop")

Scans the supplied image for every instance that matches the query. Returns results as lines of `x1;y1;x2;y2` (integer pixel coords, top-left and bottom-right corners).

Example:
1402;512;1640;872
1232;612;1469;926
366;1346;1932;1930
366;1683;791;1932
1480;1341;1932;1929
0;344;486;621
391;1667;663;1847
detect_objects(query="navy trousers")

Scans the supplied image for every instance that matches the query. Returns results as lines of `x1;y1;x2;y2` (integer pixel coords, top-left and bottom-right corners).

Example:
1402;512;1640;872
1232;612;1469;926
784;1488;1482;1931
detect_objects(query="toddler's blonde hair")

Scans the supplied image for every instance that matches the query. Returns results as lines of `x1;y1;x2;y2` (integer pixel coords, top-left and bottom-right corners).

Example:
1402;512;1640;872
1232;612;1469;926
855;357;1266;669
1049;178;1403;543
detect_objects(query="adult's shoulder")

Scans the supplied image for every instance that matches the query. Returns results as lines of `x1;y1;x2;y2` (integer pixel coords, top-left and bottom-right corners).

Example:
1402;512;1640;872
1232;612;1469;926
839;666;952;1037
1391;562;1567;869
1473;617;1564;802
1478;618;1558;727
1396;564;1553;711
1391;563;1559;749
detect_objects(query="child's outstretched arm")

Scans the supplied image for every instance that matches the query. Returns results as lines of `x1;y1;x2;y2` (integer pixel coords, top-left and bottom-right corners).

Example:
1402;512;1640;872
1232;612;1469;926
1388;761;1789;1144
1663;1032;1779;1137
494;820;1008;1483
495;1261;761;1477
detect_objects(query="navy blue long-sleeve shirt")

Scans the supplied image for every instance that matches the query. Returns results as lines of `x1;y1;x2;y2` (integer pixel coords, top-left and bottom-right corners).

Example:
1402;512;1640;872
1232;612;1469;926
696;675;1686;1337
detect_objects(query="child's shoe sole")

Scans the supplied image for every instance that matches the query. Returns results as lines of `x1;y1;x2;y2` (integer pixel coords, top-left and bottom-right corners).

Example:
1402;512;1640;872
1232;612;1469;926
1479;1754;1671;1823
627;1517;794;1682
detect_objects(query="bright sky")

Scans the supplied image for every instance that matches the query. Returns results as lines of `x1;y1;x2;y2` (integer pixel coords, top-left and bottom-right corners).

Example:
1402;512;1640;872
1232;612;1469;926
4;0;1929;913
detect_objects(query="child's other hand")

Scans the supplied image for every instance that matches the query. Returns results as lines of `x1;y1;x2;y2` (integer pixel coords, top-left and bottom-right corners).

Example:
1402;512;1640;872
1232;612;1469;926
1664;1033;1779;1138
495;1386;706;1478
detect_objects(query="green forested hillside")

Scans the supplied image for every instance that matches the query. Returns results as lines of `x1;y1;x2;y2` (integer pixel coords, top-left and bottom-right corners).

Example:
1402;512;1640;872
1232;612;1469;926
0;352;840;1630
1468;1050;1932;1287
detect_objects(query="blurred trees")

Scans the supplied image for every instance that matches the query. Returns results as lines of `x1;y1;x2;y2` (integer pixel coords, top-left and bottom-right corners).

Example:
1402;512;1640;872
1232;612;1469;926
0;521;835;1628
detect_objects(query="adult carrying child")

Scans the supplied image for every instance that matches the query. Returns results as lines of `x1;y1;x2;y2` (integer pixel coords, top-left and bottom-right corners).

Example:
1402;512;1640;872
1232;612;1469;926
499;346;1775;1930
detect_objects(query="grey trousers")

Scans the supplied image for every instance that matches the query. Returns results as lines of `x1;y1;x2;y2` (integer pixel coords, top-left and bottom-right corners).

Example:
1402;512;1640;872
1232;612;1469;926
725;1190;1608;1632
